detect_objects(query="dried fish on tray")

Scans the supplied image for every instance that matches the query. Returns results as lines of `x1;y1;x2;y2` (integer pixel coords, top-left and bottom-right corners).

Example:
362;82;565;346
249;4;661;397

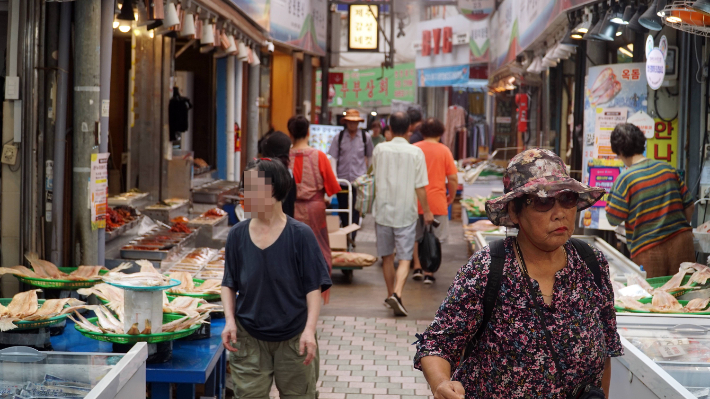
164;296;223;317
72;311;206;344
196;270;224;280
0;254;111;289
101;260;177;289
0;290;90;331
166;272;222;301
615;293;710;314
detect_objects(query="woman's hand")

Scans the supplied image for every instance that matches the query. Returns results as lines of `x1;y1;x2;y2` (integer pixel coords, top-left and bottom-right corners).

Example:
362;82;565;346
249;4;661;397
299;329;318;366
222;319;239;352
434;380;465;399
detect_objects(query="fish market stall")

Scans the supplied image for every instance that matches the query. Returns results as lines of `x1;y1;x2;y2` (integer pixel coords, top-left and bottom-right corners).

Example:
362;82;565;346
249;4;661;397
142;199;190;224
107;191;152;210
0;343;148;399
472;231;645;282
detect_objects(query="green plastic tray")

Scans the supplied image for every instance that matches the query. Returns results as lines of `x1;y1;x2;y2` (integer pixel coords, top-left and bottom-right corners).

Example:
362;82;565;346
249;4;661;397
74;313;201;344
615;298;710;315
0;299;70;330
15;267;107;290
166;278;221;301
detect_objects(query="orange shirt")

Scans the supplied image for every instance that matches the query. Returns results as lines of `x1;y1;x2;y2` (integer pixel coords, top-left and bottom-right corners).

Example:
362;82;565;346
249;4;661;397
414;140;457;215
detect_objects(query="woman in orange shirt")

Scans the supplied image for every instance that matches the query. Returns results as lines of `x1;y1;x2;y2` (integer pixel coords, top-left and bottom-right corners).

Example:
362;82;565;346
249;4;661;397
289;115;342;303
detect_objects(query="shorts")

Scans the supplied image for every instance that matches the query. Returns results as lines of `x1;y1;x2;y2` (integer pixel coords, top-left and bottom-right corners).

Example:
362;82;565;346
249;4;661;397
415;215;449;244
376;222;417;261
229;321;320;399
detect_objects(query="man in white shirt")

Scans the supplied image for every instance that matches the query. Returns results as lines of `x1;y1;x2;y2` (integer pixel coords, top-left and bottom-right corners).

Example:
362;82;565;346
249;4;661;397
372;112;433;316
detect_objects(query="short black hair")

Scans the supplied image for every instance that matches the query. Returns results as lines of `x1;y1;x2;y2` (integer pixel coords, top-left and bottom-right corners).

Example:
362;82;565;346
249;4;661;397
261;131;292;168
421;118;444;138
370;119;381;129
389;112;410;135
610;123;646;158
290;115;310;140
407;107;422;125
242;158;292;202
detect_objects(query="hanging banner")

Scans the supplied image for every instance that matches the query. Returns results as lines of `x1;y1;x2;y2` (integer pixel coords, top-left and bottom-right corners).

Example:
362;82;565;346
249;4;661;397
228;0;270;30
417;65;470;87
647;119;679;168
458;0;495;21
469;18;490;64
324;63;416;108
270;0;327;54
90;153;110;230
348;4;379;51
581;63;647;230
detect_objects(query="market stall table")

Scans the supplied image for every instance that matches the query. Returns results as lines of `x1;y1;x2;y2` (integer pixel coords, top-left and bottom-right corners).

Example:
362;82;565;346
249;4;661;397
50;316;227;399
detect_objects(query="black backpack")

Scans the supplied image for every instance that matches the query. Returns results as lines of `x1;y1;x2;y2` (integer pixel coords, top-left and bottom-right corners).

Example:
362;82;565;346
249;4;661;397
168;88;193;141
461;238;602;361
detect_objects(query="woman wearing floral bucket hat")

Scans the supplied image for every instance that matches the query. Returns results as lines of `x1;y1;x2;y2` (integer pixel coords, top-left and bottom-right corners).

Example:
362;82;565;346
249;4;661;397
415;149;622;399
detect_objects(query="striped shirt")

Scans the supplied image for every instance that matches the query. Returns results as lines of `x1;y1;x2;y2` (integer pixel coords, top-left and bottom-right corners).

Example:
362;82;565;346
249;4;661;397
605;159;693;257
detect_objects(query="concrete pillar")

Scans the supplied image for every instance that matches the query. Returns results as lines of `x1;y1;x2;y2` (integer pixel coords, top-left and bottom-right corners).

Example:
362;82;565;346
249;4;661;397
72;0;100;266
97;0;114;265
246;48;260;160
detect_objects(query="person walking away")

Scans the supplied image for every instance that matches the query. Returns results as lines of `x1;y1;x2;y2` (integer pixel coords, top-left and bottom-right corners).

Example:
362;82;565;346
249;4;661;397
407;107;424;144
289;115;342;304
261;131;297;218
411;118;458;284
370;119;386;147
221;159;332;399
605;123;695;278
328;109;374;240
416;149;621;398
373;112;434;316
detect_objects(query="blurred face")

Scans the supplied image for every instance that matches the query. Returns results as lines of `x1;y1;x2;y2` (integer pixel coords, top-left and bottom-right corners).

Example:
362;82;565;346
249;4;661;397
242;170;276;218
346;121;359;133
371;124;382;137
508;194;577;252
384;129;393;142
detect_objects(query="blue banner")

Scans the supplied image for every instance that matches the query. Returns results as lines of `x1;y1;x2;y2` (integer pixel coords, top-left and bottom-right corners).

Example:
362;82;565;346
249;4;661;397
417;65;470;87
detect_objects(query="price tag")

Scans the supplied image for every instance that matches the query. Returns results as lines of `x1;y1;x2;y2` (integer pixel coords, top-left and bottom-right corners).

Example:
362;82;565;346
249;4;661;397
658;344;686;358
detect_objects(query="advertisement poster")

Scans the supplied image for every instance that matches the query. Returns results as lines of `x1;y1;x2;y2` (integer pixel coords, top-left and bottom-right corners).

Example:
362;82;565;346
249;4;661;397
309;124;344;153
647;119;679;168
458;0;495;20
417;65;470;87
228;0;270;30
318;63;416;108
90;153;110;230
469;18;490;64
270;0;327;55
581;63;647;230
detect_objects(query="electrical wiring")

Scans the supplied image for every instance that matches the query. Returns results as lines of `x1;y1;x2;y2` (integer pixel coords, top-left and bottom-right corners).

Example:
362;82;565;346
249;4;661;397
1;137;21;173
653;90;678;123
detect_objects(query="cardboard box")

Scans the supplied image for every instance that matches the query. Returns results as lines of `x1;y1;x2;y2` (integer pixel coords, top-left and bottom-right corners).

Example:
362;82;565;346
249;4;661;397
326;215;341;233
329;224;360;250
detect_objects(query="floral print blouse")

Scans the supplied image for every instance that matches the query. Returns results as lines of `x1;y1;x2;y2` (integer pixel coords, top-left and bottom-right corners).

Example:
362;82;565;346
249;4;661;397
414;237;623;398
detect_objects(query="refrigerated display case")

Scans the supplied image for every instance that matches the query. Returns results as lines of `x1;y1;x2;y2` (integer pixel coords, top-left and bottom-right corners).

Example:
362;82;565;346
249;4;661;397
0;342;147;399
611;316;710;399
473;231;645;282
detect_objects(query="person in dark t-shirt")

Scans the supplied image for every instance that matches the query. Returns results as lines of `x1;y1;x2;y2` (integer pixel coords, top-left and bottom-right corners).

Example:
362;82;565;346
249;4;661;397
221;158;332;398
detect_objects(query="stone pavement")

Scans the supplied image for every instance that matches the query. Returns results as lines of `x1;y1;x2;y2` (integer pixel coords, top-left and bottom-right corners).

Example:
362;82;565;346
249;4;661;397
262;217;471;399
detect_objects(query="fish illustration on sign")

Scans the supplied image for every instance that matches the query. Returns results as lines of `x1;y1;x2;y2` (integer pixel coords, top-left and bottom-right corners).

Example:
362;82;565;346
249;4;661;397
587;67;622;107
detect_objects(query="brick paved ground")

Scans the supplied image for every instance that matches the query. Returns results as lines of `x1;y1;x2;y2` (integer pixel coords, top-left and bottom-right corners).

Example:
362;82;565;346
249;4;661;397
269;316;434;399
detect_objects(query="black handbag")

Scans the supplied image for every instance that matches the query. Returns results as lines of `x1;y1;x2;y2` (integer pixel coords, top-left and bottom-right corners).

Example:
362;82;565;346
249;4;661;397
418;225;442;273
515;240;606;399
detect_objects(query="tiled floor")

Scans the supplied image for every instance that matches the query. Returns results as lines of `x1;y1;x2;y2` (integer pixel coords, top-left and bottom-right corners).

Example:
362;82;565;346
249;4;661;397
268;316;434;399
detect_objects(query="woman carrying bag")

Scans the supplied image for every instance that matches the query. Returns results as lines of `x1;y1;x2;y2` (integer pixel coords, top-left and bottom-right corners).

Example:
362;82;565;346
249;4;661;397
415;149;622;399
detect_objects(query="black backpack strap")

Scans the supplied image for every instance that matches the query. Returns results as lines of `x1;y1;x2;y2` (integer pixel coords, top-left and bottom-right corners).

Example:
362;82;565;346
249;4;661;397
569;238;602;290
337;130;345;155
461;239;506;361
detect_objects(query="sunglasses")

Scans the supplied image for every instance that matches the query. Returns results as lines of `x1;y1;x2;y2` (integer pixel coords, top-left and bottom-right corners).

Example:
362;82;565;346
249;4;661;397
524;192;579;212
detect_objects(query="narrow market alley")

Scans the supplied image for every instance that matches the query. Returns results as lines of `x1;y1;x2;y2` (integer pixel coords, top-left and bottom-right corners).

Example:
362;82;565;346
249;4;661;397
262;219;470;399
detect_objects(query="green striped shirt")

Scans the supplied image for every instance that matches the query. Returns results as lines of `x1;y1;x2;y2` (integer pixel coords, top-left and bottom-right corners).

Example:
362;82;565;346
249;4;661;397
605;159;692;257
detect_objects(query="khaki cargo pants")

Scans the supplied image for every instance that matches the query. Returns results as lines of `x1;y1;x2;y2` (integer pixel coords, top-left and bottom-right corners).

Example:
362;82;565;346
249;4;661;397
229;321;320;399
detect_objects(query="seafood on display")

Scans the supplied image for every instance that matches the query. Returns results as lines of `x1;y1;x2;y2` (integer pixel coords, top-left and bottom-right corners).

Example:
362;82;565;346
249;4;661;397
168;272;221;295
0;289;87;331
650;291;685;312
77;283;125;318
101;260;173;287
685;297;710;312
164;296;223;317
70;305;209;335
624;273;654;294
0;253;111;281
616;293;710;313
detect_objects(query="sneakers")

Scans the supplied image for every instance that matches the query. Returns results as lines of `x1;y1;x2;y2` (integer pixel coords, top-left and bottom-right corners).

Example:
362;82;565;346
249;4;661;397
386;293;408;316
424;275;436;284
383;298;392;309
412;269;424;281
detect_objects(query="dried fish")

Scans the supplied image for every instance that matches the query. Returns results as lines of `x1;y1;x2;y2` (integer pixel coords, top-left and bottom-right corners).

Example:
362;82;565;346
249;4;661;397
615;296;651;312
168;272;221;295
654;266;696;294
685;298;710;313
651;291;685;312
624;274;653;294
126;323;140;335
140;319;152;335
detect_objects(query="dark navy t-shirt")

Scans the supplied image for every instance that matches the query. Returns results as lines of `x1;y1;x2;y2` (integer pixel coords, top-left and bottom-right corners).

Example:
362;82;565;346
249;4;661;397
222;217;332;342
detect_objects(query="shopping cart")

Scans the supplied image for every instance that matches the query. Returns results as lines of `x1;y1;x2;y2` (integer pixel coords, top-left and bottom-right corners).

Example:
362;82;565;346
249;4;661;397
326;178;359;283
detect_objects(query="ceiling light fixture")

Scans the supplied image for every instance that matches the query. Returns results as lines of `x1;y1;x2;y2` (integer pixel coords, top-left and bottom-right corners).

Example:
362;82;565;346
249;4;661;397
627;1;649;32
639;0;663;30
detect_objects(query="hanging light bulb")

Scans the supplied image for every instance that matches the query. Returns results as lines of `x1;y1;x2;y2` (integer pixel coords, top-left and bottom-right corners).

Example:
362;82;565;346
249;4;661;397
250;48;261;66
592;5;619;41
627;2;649;32
238;41;249;61
573;9;592;34
117;0;135;32
226;35;238;54
621;1;636;24
693;0;710;15
201;19;215;45
162;1;180;29
610;1;626;24
639;0;663;30
583;5;602;40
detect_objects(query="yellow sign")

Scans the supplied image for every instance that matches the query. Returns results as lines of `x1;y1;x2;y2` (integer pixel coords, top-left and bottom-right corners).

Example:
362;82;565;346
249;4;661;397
348;4;379;51
647;119;678;168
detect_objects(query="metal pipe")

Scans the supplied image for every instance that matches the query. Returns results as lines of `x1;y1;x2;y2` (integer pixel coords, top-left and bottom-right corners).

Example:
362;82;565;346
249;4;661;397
226;55;235;181
246;48;260;160
97;0;114;266
43;2;59;259
320;5;331;124
72;0;101;266
50;2;72;266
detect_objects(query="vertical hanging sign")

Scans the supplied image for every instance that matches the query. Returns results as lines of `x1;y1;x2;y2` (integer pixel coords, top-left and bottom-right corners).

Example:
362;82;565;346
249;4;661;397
348;4;379;51
90;153;110;230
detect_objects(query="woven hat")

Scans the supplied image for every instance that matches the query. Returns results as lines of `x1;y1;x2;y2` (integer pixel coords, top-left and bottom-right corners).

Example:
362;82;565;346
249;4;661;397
342;109;364;122
485;149;605;227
